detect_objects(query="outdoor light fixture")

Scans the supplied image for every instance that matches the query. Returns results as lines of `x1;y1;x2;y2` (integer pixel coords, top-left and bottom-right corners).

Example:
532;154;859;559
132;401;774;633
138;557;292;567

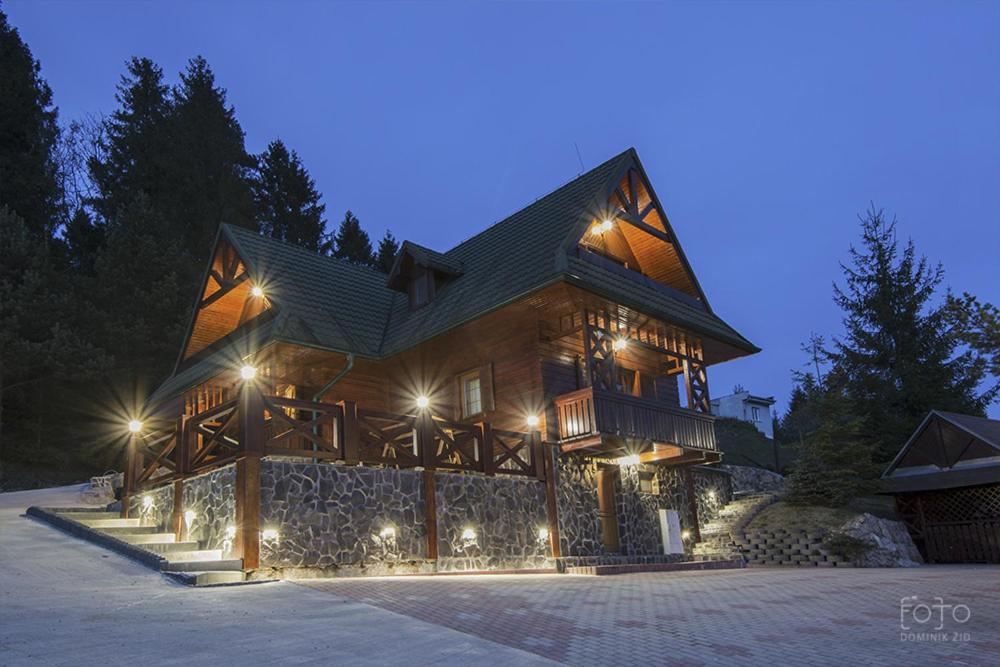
240;364;257;381
612;337;629;352
617;454;641;466
261;528;279;541
461;528;477;541
142;496;153;510
538;527;549;541
526;414;540;428
225;526;236;539
415;395;430;409
250;285;264;298
183;510;196;527
681;530;691;541
128;419;143;434
599;219;614;233
379;526;396;539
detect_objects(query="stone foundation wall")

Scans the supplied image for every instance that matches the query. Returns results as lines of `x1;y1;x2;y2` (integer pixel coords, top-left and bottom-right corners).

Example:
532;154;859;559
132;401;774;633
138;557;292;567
259;460;426;570
719;464;785;494
692;466;733;526
181;464;236;552
128;482;173;530
616;466;668;555
435;473;551;572
555;453;603;557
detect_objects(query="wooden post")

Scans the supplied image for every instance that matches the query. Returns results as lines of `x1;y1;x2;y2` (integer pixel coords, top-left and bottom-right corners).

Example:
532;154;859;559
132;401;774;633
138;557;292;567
423;469;438;561
235;381;264;570
172;479;184;540
542;442;562;558
596;466;620;554
121;434;138;518
531;431;545;481
418;411;436;470
339;400;360;464
174;415;190;476
684;467;701;543
479;422;494;476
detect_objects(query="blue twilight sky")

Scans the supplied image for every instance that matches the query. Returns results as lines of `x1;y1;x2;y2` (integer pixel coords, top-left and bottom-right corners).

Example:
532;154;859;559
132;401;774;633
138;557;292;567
8;0;1000;417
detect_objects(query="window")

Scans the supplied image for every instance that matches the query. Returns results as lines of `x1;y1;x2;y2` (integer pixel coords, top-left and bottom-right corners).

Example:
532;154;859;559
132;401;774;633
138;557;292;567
751;406;761;422
409;272;430;308
461;371;482;418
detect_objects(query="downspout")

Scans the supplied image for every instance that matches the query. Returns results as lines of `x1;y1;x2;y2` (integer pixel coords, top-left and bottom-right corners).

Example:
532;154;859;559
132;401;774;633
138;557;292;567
311;353;355;462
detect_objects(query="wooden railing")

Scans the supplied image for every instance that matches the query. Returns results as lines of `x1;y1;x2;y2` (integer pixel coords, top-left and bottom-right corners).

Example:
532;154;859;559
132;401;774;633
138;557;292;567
553;386;717;451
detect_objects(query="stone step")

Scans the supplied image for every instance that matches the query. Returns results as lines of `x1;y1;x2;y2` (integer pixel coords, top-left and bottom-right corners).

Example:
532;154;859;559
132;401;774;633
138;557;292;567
164;571;246;587
78;518;143;529
566;559;745;576
163;559;243;573
98;525;162;535
164;549;224;562
52;511;121;520
117;532;176;544
141;541;201;554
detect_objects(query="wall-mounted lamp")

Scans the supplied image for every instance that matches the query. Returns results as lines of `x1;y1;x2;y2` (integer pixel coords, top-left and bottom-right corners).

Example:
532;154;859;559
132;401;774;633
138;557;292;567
128;419;143;434
250;285;264;298
616;454;641;466
379;526;396;539
415;395;430;409
142;495;154;510
538;527;550;542
183;510;196;528
526;414;540;428
612;337;629;352
461;527;477;541
240;365;257;381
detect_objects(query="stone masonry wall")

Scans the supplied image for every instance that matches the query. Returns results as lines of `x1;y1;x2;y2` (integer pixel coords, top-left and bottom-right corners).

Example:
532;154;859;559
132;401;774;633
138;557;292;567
128;482;173;531
181;464;236;552
259;460;426;570
435;472;552;572
693;466;733;526
555;453;604;557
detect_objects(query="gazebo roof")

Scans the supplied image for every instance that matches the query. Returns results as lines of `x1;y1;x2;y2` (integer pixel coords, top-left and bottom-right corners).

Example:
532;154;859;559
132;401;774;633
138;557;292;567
881;411;1000;493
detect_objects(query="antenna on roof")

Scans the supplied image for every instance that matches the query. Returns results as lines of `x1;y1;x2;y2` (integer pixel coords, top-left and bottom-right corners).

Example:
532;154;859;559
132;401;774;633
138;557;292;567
573;142;585;174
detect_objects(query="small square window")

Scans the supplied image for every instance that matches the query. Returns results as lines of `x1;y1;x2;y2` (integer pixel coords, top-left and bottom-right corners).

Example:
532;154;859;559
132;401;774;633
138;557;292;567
461;372;482;418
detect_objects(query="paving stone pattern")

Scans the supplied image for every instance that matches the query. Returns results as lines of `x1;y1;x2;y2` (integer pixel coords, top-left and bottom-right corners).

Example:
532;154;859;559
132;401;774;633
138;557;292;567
300;566;1000;666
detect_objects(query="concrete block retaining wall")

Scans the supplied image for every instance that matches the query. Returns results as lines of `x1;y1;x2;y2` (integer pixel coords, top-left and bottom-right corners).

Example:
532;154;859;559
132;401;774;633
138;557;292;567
740;528;850;567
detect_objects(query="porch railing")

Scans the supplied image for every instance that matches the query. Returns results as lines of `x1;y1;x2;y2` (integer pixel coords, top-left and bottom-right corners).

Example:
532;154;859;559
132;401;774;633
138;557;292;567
553;386;717;451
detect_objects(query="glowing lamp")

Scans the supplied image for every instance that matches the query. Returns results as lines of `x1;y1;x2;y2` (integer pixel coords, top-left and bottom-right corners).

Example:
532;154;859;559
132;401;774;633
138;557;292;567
526;415;540;428
380;526;396;539
261;528;279;541
240;365;257;381
183;510;196;527
612;337;629;352
142;496;153;509
461;528;477;541
128;419;142;434
617;454;641;466
415;395;430;409
538;527;549;541
681;530;692;541
250;285;264;298
225;526;237;539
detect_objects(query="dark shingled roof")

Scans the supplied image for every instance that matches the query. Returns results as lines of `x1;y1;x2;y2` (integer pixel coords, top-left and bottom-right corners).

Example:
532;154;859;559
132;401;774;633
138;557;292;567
150;148;757;405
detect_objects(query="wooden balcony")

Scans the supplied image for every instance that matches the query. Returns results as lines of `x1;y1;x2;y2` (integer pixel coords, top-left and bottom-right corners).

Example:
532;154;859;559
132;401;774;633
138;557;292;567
553;387;717;453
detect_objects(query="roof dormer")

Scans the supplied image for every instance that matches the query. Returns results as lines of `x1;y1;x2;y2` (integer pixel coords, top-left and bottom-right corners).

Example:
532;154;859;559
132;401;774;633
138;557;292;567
386;241;463;309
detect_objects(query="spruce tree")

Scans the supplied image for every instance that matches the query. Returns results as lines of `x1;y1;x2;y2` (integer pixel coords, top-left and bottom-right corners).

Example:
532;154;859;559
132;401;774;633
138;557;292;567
253;140;326;251
375;230;400;272
332;210;374;265
0;10;62;236
828;208;991;462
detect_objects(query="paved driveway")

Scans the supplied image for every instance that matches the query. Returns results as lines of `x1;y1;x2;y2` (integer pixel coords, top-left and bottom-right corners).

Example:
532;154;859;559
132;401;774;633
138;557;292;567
300;566;1000;666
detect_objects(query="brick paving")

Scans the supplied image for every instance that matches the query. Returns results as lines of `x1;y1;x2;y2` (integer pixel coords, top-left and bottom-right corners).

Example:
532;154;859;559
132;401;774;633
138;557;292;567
300;566;1000;666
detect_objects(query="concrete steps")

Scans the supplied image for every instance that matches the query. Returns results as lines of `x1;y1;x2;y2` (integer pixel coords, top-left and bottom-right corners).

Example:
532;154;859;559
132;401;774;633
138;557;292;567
27;507;249;587
692;491;782;562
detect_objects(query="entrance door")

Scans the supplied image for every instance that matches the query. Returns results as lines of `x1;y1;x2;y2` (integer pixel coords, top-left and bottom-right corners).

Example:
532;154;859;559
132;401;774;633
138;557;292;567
596;467;620;553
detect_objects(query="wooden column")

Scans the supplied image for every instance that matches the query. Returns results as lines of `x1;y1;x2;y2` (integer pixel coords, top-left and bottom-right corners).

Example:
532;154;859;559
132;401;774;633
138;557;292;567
172;479;184;541
235;382;264;570
479;422;495;476
596;466;620;554
684;467;701;543
423;469;438;560
174;415;190;476
531;431;545;481
121;434;138;518
338;400;360;464
542;443;562;558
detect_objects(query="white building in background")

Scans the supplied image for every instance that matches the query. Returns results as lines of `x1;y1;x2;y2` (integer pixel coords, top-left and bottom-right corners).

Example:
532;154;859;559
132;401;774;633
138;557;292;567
711;390;777;439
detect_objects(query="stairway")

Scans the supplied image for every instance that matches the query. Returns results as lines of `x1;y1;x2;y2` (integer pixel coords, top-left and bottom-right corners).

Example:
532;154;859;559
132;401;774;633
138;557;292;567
692;491;781;562
27;507;246;586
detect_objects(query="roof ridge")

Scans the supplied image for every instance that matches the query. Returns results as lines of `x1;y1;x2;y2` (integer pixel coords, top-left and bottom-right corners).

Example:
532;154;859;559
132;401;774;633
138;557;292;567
443;147;635;256
223;224;390;279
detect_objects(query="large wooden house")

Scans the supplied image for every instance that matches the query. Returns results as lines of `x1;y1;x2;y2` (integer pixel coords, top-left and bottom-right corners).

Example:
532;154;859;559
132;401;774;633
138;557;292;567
126;148;758;576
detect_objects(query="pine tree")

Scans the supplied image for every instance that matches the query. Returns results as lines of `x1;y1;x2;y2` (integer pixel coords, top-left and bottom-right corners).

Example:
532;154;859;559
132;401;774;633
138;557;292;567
88;58;171;226
167;56;257;263
945;292;1000;393
253;140;326;251
63;208;104;274
829;208;992;463
0;10;62;236
332;210;374;265
375;230;399;272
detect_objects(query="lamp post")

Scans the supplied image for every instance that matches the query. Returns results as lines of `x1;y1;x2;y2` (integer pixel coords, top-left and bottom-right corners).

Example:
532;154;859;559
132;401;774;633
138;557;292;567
122;420;142;518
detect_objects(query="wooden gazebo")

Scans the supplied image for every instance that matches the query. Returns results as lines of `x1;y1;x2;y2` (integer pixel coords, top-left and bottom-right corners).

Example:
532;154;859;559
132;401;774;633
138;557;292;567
882;411;1000;563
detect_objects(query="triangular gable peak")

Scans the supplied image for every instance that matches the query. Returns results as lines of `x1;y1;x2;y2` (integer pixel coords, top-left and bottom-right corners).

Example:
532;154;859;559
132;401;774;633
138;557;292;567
883;411;1000;478
177;228;274;365
386;241;463;309
569;152;710;310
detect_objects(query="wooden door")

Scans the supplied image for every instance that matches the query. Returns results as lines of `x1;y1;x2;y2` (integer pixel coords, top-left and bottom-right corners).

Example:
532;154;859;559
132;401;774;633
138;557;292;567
596;467;620;553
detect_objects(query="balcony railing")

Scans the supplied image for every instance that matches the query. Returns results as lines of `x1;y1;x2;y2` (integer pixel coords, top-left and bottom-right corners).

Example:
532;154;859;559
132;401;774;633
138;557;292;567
553;387;716;452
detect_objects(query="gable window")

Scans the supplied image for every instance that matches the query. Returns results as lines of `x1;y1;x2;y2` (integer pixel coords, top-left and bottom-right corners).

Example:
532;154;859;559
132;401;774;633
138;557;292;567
750;406;761;422
460;371;482;418
409;272;431;308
